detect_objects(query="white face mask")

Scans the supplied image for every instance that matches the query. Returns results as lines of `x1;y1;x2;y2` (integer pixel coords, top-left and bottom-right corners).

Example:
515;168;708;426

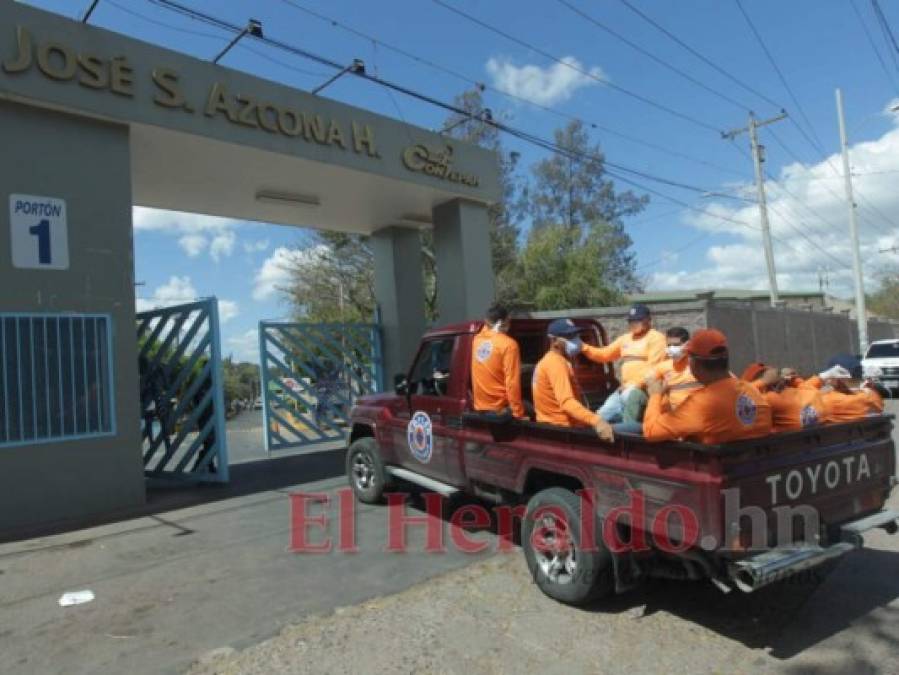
491;320;508;333
563;337;583;358
666;345;685;360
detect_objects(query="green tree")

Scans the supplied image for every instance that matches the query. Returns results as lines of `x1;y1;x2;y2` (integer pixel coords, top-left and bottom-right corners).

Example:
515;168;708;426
515;120;647;309
867;272;899;320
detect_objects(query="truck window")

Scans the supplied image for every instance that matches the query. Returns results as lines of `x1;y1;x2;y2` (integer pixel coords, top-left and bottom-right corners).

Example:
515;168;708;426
866;342;899;359
409;337;456;396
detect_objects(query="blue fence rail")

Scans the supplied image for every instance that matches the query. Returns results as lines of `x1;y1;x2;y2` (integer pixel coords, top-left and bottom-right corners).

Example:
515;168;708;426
0;313;115;448
137;298;228;483
259;321;382;451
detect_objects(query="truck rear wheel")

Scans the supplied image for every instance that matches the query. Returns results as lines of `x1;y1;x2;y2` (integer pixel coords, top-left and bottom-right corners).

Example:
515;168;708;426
521;487;614;605
346;437;391;504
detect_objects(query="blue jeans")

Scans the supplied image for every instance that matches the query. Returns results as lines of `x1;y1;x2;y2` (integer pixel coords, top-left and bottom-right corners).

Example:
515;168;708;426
599;388;648;424
613;421;643;435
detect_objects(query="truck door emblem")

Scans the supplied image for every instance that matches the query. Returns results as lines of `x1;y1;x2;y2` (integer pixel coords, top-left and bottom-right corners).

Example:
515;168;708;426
475;340;493;363
735;394;757;426
407;411;433;463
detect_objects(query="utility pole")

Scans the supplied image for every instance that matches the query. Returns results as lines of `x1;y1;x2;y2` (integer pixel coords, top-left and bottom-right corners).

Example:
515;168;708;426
723;111;788;306
836;88;868;354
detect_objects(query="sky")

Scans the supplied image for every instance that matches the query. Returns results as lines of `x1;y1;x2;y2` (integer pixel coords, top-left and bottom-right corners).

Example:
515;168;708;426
17;0;899;362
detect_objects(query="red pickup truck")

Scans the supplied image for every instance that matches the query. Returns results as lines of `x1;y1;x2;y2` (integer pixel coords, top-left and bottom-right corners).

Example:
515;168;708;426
345;318;898;605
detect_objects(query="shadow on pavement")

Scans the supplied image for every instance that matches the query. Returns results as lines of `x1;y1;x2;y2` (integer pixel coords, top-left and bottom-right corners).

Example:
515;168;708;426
0;446;347;544
396;486;899;666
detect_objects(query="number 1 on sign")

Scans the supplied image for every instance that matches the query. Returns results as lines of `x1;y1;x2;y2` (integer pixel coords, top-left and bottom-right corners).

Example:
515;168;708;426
29;219;51;265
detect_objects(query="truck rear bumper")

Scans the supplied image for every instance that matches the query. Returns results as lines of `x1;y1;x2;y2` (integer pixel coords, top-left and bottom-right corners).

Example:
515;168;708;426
727;509;899;593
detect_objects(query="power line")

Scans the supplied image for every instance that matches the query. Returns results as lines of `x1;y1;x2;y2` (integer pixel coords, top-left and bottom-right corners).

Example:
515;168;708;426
850;0;899;92
276;0;750;178
555;0;753;111
615;0;782;111
147;0;751;209
871;0;899;59
430;0;724;133
733;0;827;155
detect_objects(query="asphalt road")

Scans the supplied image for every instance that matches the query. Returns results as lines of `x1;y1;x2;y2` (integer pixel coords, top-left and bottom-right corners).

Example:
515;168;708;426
225;409;344;464
2;404;898;674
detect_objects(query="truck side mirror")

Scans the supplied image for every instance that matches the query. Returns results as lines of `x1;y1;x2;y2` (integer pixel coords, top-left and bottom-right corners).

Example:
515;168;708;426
394;373;409;395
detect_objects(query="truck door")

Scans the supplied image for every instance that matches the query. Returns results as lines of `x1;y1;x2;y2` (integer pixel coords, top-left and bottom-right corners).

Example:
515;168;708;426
390;335;463;485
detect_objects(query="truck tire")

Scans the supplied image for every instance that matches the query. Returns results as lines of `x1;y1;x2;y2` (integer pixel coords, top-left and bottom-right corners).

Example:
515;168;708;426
521;487;614;605
346;437;391;504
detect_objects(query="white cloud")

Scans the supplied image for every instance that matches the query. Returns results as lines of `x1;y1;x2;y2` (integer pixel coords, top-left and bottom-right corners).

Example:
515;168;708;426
243;239;270;254
486;55;605;106
227;328;260;363
252;245;327;301
218;300;239;323
178;234;207;258
136;276;238;323
134;207;241;262
210;230;236;262
648;107;899;296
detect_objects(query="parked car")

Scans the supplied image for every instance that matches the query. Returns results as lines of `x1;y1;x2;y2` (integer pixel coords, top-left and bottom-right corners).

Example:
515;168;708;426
862;339;899;395
345;318;898;605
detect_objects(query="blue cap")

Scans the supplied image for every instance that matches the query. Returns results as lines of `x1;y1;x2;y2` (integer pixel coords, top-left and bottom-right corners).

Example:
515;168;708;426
628;304;651;321
547;318;580;337
826;353;863;379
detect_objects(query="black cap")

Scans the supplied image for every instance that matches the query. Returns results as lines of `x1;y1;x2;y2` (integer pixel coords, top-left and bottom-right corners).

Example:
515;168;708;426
547;318;580;338
628;304;651;321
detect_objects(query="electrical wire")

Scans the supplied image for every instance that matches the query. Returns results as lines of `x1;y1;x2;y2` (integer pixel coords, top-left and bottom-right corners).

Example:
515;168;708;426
277;0;750;179
616;0;782;111
850;0;899;92
430;0;724;134
555;0;754;111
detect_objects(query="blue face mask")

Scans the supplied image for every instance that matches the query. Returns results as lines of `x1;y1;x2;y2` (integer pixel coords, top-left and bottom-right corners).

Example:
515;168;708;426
563;337;583;358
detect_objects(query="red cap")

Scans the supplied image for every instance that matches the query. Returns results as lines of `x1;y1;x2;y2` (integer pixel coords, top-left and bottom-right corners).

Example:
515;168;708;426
686;329;728;358
741;362;767;382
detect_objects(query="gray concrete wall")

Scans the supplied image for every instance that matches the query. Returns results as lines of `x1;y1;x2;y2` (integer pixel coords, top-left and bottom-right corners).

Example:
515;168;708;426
533;299;899;376
372;227;427;386
0;101;144;534
433;199;495;325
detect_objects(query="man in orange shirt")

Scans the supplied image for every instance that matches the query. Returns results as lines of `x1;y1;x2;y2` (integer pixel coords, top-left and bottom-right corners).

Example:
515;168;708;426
643;329;772;444
655;327;701;409
532;318;614;441
471;303;525;418
581;304;666;425
805;355;885;422
741;362;826;432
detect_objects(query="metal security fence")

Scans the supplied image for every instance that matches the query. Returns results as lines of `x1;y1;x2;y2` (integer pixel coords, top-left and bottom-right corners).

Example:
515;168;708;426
137;298;228;483
259;321;382;451
0;313;115;448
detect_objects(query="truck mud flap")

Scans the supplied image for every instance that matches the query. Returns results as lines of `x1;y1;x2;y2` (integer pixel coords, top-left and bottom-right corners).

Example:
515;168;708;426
728;508;899;592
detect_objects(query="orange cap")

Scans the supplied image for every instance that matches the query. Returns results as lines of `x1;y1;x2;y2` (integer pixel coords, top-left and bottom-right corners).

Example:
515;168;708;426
686;329;728;358
741;362;767;382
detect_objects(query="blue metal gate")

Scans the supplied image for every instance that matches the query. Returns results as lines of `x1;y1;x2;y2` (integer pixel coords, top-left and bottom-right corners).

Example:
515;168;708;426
137;297;228;482
259;322;382;451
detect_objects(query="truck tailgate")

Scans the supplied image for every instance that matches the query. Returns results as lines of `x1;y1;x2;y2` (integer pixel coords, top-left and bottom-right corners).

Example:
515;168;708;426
716;416;895;546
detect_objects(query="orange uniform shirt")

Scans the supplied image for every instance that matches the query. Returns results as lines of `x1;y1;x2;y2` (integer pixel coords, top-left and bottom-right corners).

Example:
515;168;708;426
532;350;599;428
803;377;885;422
655;358;701;409
821;388;884;422
471;326;525;418
582;329;667;387
643;376;773;444
763;386;827;432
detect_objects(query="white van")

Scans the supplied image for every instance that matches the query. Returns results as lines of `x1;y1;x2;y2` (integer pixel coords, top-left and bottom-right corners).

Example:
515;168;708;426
862;339;899;394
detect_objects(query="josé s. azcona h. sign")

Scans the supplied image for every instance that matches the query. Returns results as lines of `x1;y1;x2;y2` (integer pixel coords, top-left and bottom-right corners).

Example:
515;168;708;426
9;194;69;270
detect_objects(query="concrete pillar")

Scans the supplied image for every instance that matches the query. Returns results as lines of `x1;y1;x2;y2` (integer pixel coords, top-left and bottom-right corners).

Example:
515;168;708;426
432;199;495;324
0;102;145;535
371;226;426;388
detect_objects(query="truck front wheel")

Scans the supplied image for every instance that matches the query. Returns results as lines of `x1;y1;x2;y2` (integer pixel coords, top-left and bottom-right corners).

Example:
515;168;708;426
346;437;391;504
521;487;614;605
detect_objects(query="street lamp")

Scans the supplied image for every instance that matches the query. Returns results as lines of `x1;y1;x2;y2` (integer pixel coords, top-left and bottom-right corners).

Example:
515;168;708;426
212;19;263;64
